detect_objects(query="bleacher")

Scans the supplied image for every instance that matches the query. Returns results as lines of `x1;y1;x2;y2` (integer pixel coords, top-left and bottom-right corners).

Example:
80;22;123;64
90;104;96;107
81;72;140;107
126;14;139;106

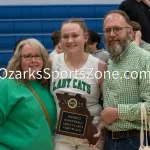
0;4;119;69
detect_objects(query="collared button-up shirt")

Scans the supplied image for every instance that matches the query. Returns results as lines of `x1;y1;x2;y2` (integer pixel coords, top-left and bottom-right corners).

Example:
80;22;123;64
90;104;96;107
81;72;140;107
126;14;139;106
103;41;150;132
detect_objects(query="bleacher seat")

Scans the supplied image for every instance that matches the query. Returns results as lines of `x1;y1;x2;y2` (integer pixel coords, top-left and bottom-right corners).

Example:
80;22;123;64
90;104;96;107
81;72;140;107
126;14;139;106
0;35;15;49
0;6;22;19
0;34;53;50
95;5;119;18
0;51;13;66
0;4;119;67
0;20;15;33
0;18;103;34
0;33;103;50
0;5;118;19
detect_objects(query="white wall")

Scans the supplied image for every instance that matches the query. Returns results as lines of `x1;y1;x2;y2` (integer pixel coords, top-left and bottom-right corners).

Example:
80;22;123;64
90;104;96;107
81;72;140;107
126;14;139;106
0;0;123;5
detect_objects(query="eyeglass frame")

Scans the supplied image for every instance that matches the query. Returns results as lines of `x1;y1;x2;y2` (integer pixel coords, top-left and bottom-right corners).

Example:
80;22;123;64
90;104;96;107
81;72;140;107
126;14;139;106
103;26;131;36
21;54;42;61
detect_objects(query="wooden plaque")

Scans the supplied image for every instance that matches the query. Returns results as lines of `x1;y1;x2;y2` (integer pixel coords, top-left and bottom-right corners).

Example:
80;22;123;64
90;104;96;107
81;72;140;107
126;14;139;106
56;93;99;145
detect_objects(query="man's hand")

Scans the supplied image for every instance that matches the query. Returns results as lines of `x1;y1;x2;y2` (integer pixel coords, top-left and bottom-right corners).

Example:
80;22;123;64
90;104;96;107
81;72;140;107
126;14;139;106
100;107;119;125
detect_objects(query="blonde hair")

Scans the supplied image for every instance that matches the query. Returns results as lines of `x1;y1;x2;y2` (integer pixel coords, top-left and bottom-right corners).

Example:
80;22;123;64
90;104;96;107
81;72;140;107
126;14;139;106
5;38;51;87
61;18;88;33
61;18;88;50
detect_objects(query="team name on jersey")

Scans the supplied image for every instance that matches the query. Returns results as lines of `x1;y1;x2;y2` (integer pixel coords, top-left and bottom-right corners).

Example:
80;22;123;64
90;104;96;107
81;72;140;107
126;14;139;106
52;78;91;94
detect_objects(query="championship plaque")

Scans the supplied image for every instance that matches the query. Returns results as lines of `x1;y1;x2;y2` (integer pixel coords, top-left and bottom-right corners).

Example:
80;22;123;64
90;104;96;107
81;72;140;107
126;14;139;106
56;93;99;145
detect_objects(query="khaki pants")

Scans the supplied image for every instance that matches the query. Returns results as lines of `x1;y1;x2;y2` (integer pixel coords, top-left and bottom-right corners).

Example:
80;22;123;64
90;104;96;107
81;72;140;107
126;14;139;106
54;134;104;150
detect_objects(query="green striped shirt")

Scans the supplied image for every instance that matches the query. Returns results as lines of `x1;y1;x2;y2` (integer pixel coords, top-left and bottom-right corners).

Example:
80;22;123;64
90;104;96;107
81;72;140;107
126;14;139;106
103;41;150;131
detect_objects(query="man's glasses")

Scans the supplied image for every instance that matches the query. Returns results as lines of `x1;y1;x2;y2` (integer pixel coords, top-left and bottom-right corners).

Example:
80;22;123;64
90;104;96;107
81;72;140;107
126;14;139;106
21;54;42;61
103;27;130;36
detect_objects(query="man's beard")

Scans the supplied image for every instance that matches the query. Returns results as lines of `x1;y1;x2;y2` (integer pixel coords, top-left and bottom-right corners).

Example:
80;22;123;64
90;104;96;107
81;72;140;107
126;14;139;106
104;33;133;58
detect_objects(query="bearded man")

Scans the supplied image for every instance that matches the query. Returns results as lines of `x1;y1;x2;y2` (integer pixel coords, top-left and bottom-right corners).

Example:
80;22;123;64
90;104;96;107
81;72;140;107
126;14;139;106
100;10;150;150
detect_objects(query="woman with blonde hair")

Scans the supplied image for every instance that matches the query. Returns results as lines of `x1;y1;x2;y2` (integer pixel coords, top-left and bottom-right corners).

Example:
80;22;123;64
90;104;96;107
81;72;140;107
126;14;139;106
0;38;56;150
